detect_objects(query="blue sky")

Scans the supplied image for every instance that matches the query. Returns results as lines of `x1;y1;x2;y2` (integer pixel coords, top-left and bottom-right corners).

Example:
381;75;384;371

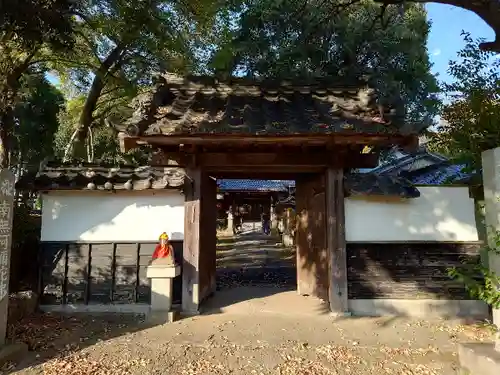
426;3;495;83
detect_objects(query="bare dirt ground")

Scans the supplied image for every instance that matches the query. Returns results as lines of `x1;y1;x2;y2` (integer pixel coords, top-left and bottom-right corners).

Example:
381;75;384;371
2;304;496;375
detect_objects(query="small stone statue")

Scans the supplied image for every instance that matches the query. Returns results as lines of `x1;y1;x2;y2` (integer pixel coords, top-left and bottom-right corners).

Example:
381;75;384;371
151;232;175;265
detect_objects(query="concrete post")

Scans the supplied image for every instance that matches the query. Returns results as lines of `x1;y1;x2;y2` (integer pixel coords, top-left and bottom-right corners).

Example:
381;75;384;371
481;147;500;351
458;149;500;375
227;209;233;232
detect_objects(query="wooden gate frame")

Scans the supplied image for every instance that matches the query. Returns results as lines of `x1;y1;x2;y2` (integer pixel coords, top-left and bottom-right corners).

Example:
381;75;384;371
178;148;354;315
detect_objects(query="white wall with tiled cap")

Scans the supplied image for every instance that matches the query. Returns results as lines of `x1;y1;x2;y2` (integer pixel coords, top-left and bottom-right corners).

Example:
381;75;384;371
40;192;185;242
345;186;479;242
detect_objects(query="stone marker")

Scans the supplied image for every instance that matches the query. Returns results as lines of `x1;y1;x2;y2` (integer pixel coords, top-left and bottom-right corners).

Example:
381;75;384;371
0;169;15;346
459;147;500;375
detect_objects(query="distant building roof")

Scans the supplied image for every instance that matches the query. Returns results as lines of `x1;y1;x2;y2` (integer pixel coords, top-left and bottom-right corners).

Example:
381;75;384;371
217;179;295;192
218;175;420;198
372;148;476;186
402;164;474;185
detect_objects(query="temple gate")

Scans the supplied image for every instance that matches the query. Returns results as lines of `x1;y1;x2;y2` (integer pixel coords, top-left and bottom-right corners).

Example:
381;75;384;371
115;73;417;315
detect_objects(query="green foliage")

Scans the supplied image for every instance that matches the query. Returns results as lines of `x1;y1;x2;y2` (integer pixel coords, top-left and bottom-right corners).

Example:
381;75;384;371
54;96;147;164
0;0;75;50
10;202;41;291
0;0;76;167
426;33;500;171
209;0;440;129
50;0;223;162
447;228;500;309
13;72;65;169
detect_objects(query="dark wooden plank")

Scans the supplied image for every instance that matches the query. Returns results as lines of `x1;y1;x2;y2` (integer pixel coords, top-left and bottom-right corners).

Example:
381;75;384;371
37;244;44;302
88;244;113;303
62;244;69;305
66;243;88;304
85;244;92;305
110;243;116;303
346;242;482;299
134;243;140;303
326;168;348;313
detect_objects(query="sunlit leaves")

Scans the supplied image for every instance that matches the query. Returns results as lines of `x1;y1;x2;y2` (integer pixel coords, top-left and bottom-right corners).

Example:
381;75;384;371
427;33;500;171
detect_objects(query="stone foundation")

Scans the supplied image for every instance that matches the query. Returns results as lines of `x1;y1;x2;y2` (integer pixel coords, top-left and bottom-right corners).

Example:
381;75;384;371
8;291;38;324
348;299;488;318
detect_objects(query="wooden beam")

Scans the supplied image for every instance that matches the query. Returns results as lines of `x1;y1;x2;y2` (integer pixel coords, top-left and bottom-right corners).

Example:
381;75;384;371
326;168;348;314
153;152;379;170
138;133;417;146
120;133;418;152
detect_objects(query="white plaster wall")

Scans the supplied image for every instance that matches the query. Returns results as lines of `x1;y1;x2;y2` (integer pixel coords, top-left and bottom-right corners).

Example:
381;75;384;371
345;186;479;242
41;193;185;242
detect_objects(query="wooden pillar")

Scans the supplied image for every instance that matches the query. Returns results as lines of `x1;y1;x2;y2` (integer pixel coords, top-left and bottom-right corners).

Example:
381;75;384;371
182;167;201;314
183;169;217;314
199;174;217;302
326;168;348;314
295;174;329;301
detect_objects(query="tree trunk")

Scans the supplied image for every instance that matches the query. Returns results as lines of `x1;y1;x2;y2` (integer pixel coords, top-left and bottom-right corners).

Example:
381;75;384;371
65;44;125;161
0;109;14;169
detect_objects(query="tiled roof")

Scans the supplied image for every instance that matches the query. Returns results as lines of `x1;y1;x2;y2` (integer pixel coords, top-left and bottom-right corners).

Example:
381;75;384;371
118;73;408;137
407;164;474;185
16;162;186;191
217;179;295;192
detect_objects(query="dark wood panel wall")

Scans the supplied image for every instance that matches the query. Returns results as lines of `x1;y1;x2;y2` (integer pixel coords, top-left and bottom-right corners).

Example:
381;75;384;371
346;242;482;299
39;241;183;305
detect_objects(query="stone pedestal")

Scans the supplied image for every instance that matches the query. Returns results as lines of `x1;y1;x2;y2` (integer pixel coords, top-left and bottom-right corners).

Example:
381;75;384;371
146;262;180;319
459;343;500;375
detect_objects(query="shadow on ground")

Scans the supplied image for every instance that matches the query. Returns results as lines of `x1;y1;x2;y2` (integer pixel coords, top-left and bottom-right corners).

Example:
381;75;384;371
3;312;154;374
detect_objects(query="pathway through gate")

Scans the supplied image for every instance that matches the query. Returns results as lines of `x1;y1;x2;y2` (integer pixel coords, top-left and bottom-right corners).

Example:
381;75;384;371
203;229;330;315
216;228;296;290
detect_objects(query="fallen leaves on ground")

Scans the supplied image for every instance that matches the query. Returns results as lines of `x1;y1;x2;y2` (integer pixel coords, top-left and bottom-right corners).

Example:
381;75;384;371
7;313;89;350
41;349;150;375
378;346;439;356
316;345;363;365
180;359;229;375
275;356;334;375
435;321;496;341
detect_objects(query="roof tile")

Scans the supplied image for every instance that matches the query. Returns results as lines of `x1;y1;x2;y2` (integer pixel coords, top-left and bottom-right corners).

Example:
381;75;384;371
16;163;186;191
119;73;406;137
